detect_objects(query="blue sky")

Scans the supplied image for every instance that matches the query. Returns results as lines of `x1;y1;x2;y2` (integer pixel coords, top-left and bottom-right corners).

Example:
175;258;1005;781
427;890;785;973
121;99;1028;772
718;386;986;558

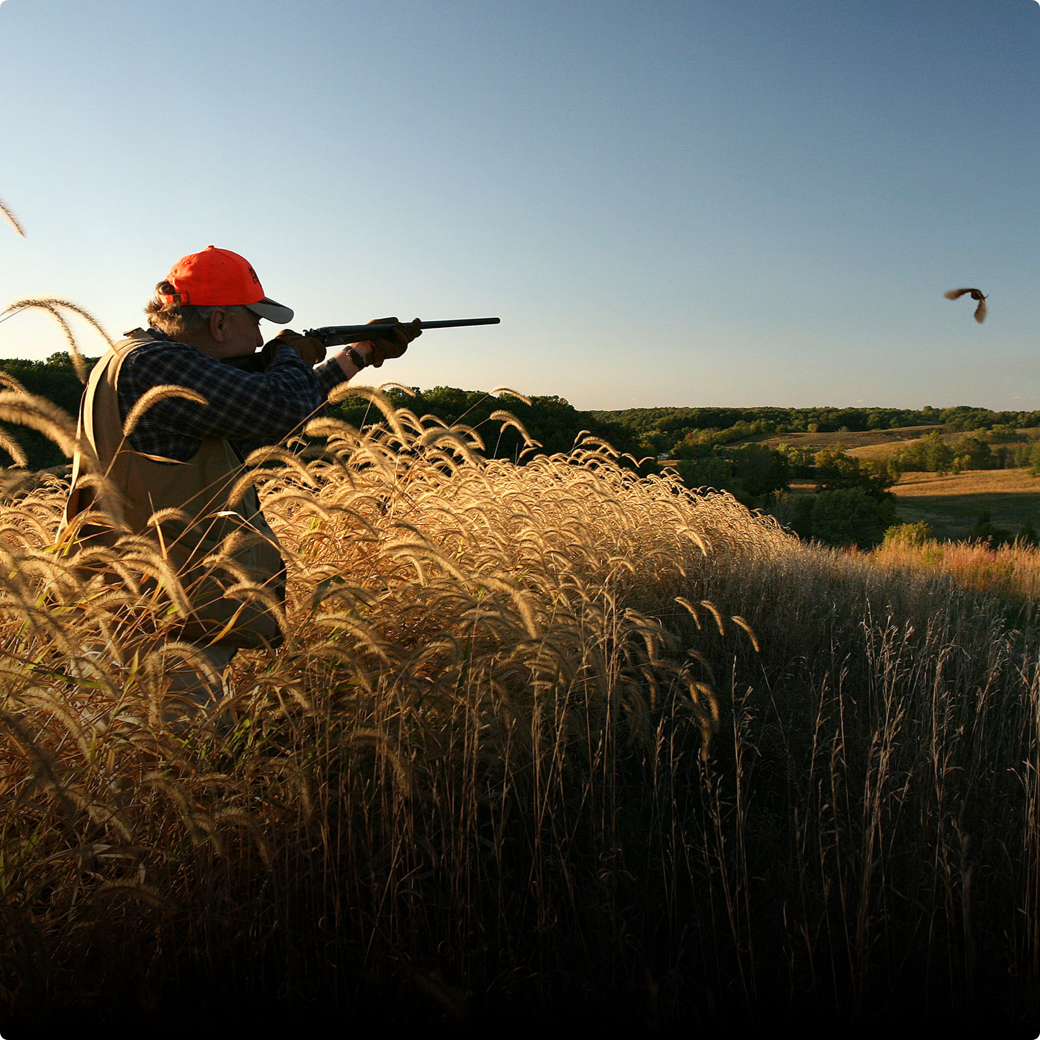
0;0;1037;411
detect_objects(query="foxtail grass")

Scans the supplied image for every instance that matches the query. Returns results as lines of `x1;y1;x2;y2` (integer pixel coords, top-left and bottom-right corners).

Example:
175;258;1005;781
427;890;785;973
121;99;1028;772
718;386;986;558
0;383;1034;1033
0;197;25;238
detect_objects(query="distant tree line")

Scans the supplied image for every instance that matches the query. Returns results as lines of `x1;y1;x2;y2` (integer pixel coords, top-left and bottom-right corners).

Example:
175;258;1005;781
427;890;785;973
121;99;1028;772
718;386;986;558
0;355;645;473
331;385;644;464
587;404;1040;549
3;355;1037;551
670;443;898;549
889;430;1040;475
0;352;99;469
591;404;1040;459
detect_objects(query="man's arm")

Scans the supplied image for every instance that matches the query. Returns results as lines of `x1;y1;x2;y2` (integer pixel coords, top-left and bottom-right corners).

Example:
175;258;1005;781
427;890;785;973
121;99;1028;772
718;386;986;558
246;319;422;375
118;338;342;460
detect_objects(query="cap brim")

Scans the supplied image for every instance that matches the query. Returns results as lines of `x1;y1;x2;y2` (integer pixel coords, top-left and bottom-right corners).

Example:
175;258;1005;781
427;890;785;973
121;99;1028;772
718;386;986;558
246;297;294;324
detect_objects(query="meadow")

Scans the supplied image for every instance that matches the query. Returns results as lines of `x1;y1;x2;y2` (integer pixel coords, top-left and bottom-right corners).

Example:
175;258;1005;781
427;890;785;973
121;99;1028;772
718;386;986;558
770;427;1040;542
887;468;1040;540
0;369;1036;1035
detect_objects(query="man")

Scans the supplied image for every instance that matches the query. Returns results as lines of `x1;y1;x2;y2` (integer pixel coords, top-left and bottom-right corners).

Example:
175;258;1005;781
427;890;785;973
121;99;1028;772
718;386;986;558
63;245;419;705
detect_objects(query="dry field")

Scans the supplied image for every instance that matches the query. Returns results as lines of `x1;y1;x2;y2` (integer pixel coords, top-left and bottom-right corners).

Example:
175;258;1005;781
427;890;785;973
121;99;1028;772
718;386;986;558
767;422;1040;539
0;379;1036;1034
891;467;1040;538
0;384;772;1027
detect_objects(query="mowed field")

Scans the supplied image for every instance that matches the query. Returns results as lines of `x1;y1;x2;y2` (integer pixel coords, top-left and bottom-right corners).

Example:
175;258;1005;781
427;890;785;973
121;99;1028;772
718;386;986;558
763;425;1040;540
890;468;1040;539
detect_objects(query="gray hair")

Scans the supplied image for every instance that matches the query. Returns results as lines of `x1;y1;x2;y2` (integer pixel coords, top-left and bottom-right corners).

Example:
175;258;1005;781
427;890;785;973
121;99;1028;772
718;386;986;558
145;281;246;338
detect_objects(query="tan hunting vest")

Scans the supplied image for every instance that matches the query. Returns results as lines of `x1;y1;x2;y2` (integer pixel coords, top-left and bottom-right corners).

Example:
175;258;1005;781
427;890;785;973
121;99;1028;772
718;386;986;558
63;330;285;648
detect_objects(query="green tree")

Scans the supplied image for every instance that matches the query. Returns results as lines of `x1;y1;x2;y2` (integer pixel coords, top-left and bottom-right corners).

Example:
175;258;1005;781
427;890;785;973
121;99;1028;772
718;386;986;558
0;352;97;469
951;435;993;472
813;446;895;497
676;454;733;489
796;487;896;549
730;443;790;497
925;434;956;475
882;522;933;548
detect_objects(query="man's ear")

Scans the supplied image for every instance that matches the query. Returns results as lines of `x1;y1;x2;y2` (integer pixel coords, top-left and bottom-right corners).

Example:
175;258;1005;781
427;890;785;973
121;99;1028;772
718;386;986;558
208;308;229;342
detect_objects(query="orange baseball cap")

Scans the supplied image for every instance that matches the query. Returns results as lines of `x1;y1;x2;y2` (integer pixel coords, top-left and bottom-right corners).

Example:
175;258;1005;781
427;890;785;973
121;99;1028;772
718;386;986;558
158;246;294;323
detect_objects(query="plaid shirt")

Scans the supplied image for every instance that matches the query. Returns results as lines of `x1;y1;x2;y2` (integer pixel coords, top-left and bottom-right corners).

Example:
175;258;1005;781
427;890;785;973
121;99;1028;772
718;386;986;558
116;328;349;462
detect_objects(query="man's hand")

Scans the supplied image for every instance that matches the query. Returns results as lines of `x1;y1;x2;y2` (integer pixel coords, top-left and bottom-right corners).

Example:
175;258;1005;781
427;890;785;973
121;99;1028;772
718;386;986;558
268;329;327;367
357;317;422;368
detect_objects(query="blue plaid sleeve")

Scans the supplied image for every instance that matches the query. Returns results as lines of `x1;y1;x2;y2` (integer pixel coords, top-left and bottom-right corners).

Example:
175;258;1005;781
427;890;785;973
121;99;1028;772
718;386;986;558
118;335;350;461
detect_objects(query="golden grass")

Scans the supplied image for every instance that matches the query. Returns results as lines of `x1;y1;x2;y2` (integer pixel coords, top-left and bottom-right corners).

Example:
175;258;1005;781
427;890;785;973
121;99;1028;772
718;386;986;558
0;196;25;238
893;468;1040;497
874;533;1040;604
0;298;113;383
0;386;781;1020
0;382;1035;1031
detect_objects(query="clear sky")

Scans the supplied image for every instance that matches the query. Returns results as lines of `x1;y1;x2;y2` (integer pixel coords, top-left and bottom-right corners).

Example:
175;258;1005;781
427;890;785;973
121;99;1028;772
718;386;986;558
0;0;1037;411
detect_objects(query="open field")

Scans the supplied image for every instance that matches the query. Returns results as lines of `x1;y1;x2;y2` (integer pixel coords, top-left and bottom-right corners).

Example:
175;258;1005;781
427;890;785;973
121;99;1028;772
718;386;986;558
788;468;1040;540
891;468;1040;539
759;423;1040;541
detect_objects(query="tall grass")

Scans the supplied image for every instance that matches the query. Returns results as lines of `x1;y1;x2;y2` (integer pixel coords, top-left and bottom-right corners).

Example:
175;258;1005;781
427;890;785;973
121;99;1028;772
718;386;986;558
0;197;25;238
874;533;1040;614
0;378;1036;1034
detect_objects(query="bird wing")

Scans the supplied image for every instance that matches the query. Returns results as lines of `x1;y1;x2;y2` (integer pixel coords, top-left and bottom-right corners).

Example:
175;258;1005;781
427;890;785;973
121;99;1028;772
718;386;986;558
974;297;987;323
945;288;973;300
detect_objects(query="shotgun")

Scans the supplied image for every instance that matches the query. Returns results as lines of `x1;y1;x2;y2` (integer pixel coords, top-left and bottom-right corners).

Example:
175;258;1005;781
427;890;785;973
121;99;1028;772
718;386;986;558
225;317;500;372
305;316;499;347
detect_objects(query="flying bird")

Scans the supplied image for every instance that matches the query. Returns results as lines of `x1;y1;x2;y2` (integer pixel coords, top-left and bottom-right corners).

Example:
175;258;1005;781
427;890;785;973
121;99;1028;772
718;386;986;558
944;287;987;324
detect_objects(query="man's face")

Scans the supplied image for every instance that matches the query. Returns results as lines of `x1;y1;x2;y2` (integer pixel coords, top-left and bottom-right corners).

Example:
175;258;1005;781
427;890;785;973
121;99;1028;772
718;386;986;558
207;306;264;359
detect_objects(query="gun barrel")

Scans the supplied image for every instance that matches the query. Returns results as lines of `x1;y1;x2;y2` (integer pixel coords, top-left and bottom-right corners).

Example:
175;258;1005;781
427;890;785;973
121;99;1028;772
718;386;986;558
412;317;501;330
304;317;500;346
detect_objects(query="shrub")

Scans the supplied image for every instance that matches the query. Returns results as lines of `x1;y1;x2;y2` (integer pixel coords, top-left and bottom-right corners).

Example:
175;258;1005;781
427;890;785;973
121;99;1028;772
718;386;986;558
882;521;934;548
